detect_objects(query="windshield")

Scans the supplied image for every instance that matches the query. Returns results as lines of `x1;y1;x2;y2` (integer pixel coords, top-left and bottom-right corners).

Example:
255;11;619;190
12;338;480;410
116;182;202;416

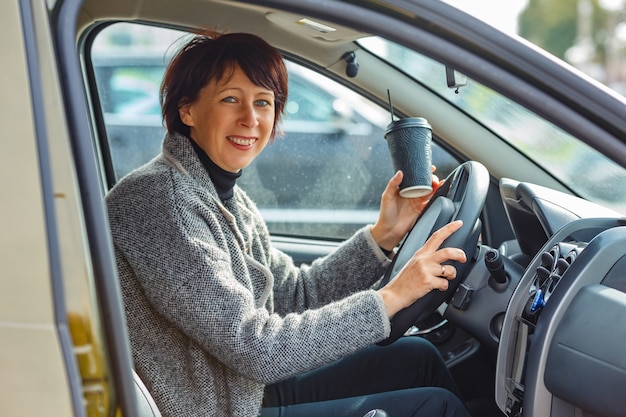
358;37;626;214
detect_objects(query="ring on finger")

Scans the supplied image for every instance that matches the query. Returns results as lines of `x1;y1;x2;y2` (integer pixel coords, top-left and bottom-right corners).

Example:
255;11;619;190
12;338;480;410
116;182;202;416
441;265;446;276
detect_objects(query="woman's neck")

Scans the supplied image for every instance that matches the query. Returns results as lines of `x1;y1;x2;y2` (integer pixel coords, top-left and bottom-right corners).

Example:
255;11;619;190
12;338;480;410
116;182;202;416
187;136;241;201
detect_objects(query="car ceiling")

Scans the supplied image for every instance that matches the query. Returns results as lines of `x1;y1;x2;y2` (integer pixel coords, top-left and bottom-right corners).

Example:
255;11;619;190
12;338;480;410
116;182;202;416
74;0;598;192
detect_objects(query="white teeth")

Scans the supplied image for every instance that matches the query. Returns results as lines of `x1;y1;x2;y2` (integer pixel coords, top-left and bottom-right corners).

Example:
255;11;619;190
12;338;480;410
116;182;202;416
228;136;256;146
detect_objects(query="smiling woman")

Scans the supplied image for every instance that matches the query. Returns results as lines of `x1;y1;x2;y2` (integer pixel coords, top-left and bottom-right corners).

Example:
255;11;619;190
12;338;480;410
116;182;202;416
177;65;277;172
105;30;471;417
161;32;288;145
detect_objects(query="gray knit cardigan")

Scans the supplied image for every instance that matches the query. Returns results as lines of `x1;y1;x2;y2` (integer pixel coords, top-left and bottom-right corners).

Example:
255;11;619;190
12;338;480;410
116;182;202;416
106;132;392;416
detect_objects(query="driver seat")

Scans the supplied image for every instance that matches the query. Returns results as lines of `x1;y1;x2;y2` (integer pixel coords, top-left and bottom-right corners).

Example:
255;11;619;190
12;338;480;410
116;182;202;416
133;370;162;417
132;369;388;417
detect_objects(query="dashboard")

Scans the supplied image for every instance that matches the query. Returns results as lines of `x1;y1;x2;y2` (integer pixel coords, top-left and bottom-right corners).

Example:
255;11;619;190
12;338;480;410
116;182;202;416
446;178;626;417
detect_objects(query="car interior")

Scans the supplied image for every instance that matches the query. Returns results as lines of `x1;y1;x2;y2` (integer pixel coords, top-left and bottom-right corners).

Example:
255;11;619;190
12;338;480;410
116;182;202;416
38;0;626;416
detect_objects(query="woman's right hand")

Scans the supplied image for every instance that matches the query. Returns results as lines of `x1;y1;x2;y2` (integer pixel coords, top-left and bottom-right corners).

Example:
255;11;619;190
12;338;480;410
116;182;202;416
377;220;467;318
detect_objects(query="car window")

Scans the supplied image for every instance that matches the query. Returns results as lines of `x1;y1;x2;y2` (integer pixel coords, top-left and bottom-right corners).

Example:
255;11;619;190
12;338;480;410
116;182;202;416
359;36;626;214
90;23;461;240
286;75;335;122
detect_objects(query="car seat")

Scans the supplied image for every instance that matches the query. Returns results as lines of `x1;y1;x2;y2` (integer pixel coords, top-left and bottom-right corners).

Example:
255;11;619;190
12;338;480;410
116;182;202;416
133;370;162;417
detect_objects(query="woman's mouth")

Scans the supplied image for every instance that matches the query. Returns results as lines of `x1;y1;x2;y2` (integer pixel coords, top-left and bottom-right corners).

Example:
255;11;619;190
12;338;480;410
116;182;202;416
227;136;257;146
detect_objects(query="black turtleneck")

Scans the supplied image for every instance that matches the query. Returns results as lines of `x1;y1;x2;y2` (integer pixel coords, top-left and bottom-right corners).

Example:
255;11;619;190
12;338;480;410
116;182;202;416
187;136;241;202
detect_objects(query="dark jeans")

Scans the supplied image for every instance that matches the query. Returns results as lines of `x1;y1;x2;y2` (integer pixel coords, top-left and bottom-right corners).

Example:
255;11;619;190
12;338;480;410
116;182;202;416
260;336;471;417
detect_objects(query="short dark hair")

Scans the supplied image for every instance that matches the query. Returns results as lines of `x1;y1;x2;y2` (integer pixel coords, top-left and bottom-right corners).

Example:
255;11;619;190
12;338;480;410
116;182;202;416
160;31;288;139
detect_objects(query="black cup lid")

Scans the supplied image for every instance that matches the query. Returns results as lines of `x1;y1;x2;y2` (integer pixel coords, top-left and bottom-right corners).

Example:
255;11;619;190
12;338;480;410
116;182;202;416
385;117;431;135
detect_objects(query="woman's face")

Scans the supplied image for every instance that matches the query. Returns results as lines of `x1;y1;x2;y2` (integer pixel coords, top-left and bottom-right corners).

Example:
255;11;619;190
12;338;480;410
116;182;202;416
179;65;275;173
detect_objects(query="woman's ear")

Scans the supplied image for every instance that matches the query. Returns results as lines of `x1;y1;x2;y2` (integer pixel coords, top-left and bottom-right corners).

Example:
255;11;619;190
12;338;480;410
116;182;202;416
178;103;194;127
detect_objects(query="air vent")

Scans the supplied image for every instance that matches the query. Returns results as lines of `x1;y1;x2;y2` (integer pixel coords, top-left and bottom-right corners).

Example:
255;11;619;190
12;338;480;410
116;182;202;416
524;242;586;323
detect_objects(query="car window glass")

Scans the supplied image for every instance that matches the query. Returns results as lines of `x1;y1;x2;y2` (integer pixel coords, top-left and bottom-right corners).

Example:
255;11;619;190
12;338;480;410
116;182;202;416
359;36;626;214
90;23;461;240
286;76;334;122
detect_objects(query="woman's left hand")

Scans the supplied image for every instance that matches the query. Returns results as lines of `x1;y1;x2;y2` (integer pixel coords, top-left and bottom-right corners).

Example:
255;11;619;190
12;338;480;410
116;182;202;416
371;167;443;252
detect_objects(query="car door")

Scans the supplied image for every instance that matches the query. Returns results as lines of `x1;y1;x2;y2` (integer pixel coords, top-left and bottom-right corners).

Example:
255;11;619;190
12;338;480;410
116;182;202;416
0;1;78;415
0;1;137;416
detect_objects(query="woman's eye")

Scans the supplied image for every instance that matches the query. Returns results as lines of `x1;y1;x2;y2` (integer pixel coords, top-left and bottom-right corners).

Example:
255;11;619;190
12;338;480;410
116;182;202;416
222;96;237;103
256;99;272;107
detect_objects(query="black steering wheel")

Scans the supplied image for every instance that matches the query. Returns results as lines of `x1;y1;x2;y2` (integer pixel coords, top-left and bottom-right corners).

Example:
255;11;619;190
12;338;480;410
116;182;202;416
378;161;489;346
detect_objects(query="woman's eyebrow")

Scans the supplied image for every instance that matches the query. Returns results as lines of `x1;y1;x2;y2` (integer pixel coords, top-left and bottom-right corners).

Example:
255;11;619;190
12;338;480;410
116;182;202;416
218;85;274;97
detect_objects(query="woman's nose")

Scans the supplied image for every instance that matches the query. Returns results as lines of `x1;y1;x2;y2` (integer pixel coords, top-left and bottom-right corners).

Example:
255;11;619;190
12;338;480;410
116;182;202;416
238;103;259;128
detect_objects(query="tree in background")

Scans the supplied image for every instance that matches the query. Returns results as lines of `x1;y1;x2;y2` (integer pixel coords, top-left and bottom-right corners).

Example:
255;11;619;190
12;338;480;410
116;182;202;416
519;0;579;59
519;0;625;90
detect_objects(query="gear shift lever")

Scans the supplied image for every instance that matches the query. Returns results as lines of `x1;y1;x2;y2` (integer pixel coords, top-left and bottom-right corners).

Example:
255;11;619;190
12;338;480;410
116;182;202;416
485;248;508;292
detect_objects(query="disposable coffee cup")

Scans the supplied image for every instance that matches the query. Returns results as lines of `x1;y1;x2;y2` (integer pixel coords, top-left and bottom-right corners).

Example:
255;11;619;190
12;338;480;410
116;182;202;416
384;117;433;198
